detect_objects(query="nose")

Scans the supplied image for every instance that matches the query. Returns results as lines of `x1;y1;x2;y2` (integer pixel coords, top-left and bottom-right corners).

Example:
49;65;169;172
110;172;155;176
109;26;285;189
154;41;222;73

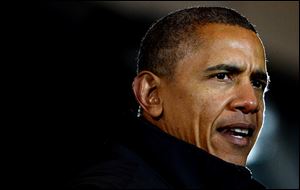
229;83;259;114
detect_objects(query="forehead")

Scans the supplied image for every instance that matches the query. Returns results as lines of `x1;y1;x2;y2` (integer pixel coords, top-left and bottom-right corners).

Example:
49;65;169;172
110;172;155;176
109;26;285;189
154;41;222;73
197;24;265;55
194;23;266;69
172;23;267;79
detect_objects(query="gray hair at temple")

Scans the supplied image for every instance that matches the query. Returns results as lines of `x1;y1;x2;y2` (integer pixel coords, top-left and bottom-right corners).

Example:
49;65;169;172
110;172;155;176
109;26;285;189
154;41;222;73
136;7;257;80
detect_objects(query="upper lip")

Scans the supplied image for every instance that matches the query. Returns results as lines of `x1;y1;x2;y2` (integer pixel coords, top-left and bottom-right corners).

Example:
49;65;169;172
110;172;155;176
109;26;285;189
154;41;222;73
217;123;256;133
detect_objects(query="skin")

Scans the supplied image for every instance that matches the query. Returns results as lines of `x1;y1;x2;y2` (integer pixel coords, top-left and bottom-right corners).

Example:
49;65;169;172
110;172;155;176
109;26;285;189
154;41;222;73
134;23;268;166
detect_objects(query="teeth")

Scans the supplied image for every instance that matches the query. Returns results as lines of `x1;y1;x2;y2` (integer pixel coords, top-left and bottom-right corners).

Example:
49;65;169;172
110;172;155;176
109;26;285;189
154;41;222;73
233;135;243;139
231;128;249;135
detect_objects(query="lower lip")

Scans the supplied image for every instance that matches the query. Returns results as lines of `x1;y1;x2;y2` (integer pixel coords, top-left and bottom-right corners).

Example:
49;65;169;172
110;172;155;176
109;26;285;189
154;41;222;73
219;132;250;147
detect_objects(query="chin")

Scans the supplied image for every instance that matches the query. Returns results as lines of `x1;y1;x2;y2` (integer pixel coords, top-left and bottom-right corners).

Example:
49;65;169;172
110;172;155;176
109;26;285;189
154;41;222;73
220;155;247;166
209;140;252;166
209;149;248;166
228;159;246;166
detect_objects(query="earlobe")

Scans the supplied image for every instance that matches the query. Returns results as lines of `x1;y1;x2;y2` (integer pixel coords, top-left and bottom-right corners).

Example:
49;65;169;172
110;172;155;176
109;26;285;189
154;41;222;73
132;71;163;118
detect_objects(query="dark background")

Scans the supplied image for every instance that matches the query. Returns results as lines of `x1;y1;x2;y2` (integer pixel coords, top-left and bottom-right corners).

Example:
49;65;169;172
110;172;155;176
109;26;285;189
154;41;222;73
20;2;298;189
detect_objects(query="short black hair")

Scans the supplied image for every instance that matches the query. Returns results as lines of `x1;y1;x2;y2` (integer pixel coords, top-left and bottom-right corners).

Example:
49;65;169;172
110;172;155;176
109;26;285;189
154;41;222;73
136;7;257;79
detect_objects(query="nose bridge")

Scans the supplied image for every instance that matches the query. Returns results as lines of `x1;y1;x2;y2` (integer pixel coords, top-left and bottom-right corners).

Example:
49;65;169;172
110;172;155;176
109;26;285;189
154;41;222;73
231;80;259;114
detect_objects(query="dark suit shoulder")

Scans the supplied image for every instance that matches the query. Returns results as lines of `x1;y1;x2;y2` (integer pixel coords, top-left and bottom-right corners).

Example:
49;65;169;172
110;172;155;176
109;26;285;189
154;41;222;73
66;143;170;189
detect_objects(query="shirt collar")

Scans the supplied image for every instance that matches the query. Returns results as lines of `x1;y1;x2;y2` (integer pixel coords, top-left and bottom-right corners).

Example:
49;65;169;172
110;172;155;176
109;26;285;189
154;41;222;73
117;112;258;189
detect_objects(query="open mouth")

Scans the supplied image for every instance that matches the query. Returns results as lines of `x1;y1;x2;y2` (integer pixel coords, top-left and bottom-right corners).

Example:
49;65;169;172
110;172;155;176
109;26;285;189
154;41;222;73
217;127;254;138
216;124;255;146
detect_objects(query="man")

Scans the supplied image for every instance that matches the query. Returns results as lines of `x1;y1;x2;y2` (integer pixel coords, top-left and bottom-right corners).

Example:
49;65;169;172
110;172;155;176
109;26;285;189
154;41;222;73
68;7;269;189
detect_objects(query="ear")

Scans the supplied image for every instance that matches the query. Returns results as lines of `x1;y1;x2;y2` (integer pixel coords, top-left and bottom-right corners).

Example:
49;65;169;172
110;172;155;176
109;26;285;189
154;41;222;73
132;71;163;118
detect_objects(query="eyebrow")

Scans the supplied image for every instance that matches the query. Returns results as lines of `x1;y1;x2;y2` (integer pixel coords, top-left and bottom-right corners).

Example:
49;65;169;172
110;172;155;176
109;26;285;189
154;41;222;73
251;70;269;83
205;63;269;82
204;64;245;74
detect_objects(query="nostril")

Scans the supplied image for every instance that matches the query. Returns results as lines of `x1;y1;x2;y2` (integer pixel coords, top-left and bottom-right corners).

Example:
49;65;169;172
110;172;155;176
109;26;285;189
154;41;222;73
235;105;259;114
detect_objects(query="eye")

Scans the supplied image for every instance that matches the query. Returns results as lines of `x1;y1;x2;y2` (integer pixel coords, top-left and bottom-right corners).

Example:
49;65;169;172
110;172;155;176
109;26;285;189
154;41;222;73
252;80;266;90
215;73;230;80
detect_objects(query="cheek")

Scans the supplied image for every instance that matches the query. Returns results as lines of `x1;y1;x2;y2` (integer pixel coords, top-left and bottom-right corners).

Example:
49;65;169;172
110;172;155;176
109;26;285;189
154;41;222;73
190;90;227;129
163;86;207;127
256;95;265;124
193;89;228;118
164;81;230;125
196;90;239;138
257;109;265;129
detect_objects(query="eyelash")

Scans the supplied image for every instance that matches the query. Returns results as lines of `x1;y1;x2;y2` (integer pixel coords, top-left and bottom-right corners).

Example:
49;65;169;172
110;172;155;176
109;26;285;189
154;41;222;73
212;73;266;90
215;73;230;80
252;80;267;90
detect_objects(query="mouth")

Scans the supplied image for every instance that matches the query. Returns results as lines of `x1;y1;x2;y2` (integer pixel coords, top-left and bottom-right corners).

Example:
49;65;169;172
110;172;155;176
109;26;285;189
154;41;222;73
216;123;256;147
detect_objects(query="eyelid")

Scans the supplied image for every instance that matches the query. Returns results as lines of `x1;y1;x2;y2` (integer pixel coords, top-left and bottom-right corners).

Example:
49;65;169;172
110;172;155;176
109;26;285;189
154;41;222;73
216;71;232;77
252;79;268;91
209;72;232;80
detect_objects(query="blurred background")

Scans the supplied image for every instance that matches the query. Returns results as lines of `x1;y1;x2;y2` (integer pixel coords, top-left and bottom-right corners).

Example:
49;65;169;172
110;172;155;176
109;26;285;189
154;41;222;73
35;1;298;189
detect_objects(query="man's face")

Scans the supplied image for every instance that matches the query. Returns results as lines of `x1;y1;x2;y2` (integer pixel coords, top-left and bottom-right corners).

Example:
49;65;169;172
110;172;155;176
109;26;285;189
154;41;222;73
159;23;267;166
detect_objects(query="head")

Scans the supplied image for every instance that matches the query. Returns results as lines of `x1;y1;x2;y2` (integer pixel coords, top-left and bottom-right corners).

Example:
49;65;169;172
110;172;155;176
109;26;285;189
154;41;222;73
132;7;269;166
